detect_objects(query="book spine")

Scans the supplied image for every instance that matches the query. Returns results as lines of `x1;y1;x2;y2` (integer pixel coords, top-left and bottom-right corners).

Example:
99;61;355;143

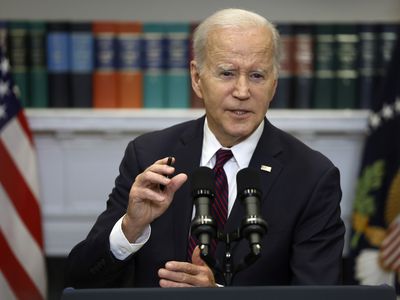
376;23;400;94
293;24;314;109
7;21;29;107
165;23;190;108
28;21;48;108
69;22;94;108
93;21;118;108
312;24;336;109
143;23;166;108
0;21;7;50
272;23;294;109
334;24;359;109
358;24;379;109
116;21;143;108
47;22;70;108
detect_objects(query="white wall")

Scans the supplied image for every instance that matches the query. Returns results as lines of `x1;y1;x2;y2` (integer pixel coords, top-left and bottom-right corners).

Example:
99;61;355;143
1;0;399;22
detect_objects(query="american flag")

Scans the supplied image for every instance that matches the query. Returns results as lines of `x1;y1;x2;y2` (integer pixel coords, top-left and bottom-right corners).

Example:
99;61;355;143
0;47;47;299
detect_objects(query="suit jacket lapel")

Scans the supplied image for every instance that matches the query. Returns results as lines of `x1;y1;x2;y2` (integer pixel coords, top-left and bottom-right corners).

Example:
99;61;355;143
225;118;284;233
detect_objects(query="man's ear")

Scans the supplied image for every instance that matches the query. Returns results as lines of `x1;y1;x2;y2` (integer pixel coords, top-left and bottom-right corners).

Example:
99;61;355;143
190;61;203;99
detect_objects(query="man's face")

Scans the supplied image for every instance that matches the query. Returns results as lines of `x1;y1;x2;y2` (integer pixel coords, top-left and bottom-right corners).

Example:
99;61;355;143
191;26;277;147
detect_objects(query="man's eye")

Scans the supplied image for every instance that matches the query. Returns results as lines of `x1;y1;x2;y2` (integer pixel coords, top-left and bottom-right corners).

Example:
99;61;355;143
221;71;234;77
250;73;264;80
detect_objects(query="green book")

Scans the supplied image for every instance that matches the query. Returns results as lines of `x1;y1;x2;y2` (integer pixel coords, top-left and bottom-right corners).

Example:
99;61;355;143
334;24;359;109
143;23;166;108
7;21;29;107
312;24;336;109
28;21;48;108
164;23;190;108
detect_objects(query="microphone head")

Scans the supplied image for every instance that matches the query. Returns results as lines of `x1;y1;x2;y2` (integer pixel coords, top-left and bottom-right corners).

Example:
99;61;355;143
191;167;215;197
236;167;262;197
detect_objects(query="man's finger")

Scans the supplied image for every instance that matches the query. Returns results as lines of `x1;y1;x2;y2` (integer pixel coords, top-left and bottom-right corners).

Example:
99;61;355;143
191;246;206;266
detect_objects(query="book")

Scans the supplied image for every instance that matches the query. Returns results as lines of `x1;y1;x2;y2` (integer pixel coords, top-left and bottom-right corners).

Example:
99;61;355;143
357;24;379;109
0;21;7;50
116;21;143;108
292;24;314;108
334;24;359;109
164;23;190;108
376;23;399;93
142;23;166;108
47;22;70;107
93;21;118;108
312;24;336;109
69;22;93;108
28;21;48;108
7;21;29;107
273;23;294;109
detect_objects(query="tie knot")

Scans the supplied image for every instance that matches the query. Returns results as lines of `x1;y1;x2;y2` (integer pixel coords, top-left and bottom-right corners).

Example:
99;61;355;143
214;149;233;170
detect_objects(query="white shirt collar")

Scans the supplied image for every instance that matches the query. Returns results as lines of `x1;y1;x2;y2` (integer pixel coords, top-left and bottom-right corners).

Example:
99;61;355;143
201;118;264;169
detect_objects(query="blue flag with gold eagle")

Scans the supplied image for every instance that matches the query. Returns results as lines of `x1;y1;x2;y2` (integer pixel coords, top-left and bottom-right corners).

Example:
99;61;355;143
348;35;400;293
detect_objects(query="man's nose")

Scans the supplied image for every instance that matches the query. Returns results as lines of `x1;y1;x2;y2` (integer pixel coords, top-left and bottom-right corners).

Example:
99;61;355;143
232;75;250;100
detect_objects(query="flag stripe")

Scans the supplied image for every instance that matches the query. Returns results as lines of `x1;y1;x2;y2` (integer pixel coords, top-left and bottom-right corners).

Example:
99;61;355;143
0;231;43;300
0;184;47;298
0;142;43;248
381;238;400;268
0;271;18;300
0;116;40;200
17;110;34;145
381;224;400;248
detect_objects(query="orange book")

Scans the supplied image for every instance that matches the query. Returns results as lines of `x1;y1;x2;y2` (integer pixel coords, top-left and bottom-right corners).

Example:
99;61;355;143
92;21;118;108
116;21;143;108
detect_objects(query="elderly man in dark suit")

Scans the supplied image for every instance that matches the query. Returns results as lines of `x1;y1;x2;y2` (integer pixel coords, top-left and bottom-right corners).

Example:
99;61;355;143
65;8;345;288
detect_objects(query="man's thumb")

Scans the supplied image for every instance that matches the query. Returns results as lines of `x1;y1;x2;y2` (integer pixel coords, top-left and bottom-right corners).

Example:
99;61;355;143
191;246;206;266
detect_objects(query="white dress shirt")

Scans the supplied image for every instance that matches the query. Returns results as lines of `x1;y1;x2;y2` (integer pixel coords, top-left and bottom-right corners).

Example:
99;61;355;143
110;118;264;260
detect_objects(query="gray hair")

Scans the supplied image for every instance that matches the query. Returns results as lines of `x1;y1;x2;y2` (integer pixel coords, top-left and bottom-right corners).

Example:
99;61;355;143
192;8;281;76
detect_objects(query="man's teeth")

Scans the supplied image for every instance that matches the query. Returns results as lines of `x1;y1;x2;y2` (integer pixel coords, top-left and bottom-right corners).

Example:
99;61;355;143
233;110;246;115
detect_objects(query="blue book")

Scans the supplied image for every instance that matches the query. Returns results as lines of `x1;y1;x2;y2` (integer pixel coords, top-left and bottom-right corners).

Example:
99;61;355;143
69;22;93;107
47;22;70;107
164;23;190;108
143;23;166;108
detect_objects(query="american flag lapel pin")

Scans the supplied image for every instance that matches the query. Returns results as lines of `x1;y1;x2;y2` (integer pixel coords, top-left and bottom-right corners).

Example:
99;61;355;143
260;165;272;173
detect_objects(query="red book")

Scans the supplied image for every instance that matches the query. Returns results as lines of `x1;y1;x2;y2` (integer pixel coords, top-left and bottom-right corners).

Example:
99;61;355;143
93;21;118;108
116;21;143;108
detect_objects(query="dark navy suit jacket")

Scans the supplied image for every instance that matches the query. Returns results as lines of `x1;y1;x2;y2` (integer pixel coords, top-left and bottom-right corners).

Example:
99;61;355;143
65;116;345;288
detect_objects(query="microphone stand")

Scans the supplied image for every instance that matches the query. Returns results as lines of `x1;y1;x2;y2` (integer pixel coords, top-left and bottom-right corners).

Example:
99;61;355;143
198;219;267;286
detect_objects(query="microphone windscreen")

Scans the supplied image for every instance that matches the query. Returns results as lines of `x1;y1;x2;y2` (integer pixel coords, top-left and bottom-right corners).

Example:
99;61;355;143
236;167;261;195
191;166;215;194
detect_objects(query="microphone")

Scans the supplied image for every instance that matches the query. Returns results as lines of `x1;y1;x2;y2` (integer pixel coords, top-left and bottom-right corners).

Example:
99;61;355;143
190;167;216;256
236;168;268;256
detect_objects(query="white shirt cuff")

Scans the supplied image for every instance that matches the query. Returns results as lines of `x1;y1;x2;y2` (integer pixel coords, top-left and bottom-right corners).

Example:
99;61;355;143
109;215;151;260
